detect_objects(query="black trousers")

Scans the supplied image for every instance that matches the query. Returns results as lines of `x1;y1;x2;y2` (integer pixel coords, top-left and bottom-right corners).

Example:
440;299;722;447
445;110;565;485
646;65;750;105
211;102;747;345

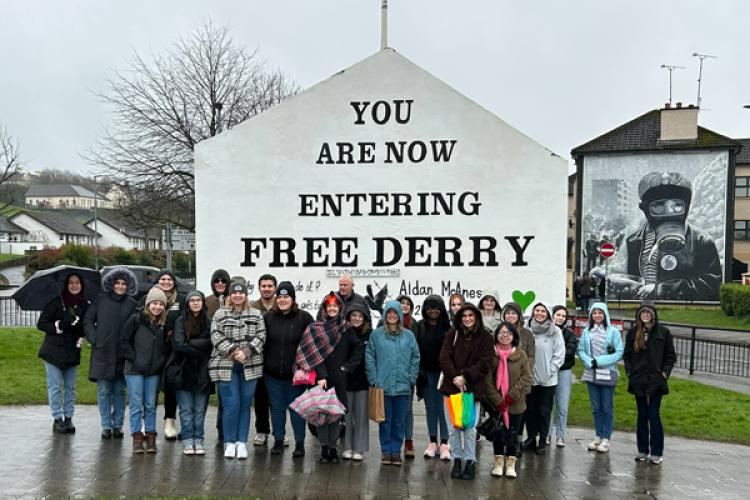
162;388;177;420
493;413;522;456
254;377;271;434
525;384;557;445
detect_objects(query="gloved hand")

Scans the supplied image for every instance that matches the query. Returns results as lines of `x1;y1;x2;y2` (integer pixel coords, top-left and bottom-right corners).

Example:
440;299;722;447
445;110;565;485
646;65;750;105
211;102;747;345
503;394;514;407
496;402;507;413
591;358;598;369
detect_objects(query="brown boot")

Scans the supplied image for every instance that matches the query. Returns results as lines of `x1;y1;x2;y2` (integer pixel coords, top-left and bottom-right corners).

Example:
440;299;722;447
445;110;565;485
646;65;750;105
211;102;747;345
145;432;158;453
132;432;145;454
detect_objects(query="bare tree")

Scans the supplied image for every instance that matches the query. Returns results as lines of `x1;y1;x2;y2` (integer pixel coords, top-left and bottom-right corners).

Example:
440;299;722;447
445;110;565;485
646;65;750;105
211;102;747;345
86;21;298;229
0;125;22;208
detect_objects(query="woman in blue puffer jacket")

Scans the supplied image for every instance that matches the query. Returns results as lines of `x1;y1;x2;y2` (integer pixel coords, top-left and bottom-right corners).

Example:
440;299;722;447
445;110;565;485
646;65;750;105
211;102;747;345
365;300;420;466
577;302;624;454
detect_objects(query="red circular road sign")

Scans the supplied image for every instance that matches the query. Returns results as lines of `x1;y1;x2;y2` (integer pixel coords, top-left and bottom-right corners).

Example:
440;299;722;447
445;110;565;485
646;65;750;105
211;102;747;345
599;242;616;259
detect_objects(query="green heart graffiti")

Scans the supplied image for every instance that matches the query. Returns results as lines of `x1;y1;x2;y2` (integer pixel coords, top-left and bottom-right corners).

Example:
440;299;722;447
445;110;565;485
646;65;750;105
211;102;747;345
511;290;536;313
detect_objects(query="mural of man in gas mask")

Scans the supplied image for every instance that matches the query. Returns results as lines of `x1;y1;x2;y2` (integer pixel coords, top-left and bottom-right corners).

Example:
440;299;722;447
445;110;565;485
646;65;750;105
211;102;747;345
625;171;721;300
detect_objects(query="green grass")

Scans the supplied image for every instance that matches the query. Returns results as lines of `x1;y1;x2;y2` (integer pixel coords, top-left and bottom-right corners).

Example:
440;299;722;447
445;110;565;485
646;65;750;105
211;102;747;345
567;363;750;445
608;307;750;330
3;327;750;445
0;254;22;263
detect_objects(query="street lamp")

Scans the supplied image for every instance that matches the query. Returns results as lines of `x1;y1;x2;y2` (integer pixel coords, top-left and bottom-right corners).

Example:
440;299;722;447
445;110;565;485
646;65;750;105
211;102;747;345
93;175;101;270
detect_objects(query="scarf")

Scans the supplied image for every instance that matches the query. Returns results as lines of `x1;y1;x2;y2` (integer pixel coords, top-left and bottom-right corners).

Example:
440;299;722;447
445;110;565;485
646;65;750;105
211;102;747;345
530;317;554;336
294;315;348;371
62;289;85;307
495;345;512;428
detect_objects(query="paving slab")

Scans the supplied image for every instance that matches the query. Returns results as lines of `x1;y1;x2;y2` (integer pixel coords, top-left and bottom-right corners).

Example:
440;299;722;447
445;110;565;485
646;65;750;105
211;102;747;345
1;405;749;499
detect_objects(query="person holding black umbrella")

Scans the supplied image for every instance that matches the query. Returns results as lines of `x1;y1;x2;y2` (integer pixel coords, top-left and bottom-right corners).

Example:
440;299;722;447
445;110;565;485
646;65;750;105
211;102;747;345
37;273;90;434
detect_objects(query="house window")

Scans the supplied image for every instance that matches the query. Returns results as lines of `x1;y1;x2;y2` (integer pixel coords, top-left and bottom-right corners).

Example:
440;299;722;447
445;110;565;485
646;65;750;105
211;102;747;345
736;176;750;198
736;220;750;241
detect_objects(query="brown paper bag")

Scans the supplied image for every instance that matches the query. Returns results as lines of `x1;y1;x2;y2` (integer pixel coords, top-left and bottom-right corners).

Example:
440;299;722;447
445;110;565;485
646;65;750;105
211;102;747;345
368;386;385;423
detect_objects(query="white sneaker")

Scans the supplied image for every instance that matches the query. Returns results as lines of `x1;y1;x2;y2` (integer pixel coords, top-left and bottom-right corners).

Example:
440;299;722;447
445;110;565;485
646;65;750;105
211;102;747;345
194;441;206;455
545;435;551;446
635;452;648;462
649;455;663;465
236;442;248;459
352;452;364;461
439;443;451;460
224;442;236;459
253;433;268;447
587;437;601;451
342;449;353;460
556;437;565;448
423;442;438;458
596;439;610;453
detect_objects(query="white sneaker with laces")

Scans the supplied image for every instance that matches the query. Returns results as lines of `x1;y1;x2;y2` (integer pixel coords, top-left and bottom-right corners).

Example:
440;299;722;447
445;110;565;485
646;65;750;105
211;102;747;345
236;442;248;459
342;449;353;459
424;442;438;458
588;437;601;450
596;438;611;453
556;437;565;448
253;433;268;447
649;455;663;464
635;452;648;462
224;442;236;459
352;452;364;461
439;443;451;460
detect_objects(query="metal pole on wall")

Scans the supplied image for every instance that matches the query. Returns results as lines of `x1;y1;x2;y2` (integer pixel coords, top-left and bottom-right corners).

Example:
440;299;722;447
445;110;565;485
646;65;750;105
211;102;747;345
380;0;388;50
165;223;173;271
93;176;99;270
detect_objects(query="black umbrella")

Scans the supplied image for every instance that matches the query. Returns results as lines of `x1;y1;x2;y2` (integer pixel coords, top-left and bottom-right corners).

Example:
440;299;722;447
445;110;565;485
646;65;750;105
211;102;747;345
12;265;102;311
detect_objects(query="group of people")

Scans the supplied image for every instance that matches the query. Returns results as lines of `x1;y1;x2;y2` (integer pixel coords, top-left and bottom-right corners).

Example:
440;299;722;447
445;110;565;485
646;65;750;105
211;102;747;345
37;269;676;479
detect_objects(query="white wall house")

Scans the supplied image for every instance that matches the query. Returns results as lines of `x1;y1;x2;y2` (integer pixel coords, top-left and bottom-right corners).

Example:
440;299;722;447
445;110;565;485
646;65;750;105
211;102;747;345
9;211;96;248
84;217;158;250
25;184;113;209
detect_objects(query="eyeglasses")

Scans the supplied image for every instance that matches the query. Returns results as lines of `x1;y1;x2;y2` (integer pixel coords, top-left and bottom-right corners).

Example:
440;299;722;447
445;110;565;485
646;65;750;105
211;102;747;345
188;298;203;303
498;330;512;336
214;279;227;284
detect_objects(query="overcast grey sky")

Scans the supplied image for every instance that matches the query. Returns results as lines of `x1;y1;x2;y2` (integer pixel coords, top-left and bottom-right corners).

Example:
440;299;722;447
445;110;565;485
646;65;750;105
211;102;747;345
1;0;748;174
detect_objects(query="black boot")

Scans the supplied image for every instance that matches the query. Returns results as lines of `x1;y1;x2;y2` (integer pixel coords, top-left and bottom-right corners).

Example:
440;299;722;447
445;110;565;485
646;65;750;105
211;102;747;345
63;417;75;433
292;441;305;458
522;437;537;451
53;418;67;434
329;448;339;464
319;445;330;464
450;458;463;479
112;428;124;439
461;460;476;480
271;439;284;455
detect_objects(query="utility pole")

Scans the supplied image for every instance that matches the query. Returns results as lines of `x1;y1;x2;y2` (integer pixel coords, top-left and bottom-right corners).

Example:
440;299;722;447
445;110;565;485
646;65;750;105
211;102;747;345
93;175;100;270
381;0;388;50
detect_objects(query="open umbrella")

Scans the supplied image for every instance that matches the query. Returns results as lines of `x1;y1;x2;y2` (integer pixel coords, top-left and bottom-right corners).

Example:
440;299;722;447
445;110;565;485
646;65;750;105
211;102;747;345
12;265;102;311
289;386;346;426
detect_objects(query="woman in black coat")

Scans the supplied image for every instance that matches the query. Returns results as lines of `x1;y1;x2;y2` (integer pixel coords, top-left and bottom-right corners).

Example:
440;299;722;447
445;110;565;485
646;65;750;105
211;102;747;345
83;266;137;439
623;303;676;465
170;290;214;456
37;273;90;434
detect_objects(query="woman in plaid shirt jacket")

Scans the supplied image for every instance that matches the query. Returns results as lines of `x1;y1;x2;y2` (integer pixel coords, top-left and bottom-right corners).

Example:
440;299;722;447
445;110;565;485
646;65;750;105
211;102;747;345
209;277;266;460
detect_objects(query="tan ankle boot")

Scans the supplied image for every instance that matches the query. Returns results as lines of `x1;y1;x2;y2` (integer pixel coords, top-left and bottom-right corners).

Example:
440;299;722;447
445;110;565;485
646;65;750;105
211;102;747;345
491;455;505;477
505;456;517;478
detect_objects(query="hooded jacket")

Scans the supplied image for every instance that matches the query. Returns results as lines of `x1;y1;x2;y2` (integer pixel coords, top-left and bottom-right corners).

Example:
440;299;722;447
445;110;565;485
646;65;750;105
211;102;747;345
577;302;624;382
623;305;676;397
414;295;451;373
478;288;503;333
501;301;536;372
83;267;138;381
438;303;494;397
527;302;565;387
37;289;90;370
206;269;230;319
366;300;420;397
120;311;168;377
170;292;213;393
345;301;373;392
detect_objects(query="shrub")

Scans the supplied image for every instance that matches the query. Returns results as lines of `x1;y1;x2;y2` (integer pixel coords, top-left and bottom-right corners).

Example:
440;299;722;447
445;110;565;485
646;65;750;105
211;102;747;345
733;286;750;318
720;283;737;315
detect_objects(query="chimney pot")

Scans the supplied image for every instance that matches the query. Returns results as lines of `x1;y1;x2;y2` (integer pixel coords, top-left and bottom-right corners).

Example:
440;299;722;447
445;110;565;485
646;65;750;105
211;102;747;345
676;102;682;109
665;102;672;109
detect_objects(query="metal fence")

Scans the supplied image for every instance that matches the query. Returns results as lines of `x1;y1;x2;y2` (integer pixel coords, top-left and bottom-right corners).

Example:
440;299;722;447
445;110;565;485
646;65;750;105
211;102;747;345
0;297;41;327
619;319;750;379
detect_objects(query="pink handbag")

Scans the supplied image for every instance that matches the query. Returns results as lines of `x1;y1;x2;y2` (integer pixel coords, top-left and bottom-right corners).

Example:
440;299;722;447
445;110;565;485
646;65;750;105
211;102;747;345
292;368;317;386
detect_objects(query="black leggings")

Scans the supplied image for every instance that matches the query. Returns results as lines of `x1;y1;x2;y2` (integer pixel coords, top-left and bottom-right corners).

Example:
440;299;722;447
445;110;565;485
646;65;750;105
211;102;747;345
493;413;522;456
525;385;556;444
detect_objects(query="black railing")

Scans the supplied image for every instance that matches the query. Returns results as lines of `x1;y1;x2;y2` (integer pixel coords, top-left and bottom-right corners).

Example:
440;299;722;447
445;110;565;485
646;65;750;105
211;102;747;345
0;297;41;327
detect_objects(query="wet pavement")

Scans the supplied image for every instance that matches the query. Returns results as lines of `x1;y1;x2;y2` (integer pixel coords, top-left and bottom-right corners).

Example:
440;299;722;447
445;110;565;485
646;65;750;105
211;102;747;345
1;405;749;499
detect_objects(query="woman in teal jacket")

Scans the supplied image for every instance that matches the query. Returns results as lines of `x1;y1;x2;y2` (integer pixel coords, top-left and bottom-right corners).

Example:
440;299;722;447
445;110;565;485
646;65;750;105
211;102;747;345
577;302;623;453
366;300;420;466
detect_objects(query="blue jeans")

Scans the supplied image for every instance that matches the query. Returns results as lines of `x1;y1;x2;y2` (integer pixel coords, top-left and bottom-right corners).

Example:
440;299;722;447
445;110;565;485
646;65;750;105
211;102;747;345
444;400;480;461
44;362;77;419
636;394;664;456
97;376;126;430
379;395;409;455
264;374;306;443
218;363;257;443
125;374;160;435
550;369;573;440
423;371;448;442
175;389;209;443
586;382;615;439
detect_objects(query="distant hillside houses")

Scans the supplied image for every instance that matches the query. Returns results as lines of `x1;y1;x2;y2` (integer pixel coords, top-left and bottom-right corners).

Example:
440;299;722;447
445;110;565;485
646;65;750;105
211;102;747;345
24;184;114;209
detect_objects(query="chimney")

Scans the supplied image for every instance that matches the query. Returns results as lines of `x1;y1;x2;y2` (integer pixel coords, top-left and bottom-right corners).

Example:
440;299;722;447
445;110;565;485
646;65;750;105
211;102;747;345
660;104;698;141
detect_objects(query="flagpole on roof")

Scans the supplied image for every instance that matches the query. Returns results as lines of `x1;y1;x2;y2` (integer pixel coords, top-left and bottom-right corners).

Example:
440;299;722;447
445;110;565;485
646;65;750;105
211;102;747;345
380;0;388;50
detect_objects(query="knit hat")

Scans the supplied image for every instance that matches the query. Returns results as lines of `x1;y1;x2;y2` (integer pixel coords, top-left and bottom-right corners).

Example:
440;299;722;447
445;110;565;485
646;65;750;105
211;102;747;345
229;276;247;294
276;281;296;301
145;286;167;306
323;291;342;307
185;290;204;304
